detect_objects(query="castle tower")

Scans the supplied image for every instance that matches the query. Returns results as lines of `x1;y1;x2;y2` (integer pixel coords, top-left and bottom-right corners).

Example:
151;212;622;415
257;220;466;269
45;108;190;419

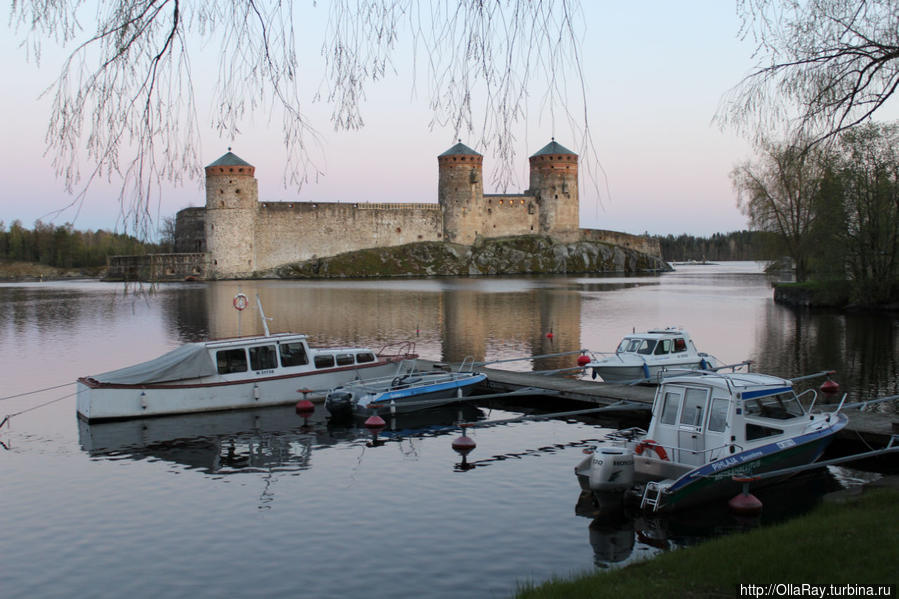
528;140;579;236
204;150;259;278
438;141;484;245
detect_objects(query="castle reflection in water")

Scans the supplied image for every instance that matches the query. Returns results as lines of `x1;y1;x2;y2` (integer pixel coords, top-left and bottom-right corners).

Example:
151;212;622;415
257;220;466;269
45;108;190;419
162;279;584;375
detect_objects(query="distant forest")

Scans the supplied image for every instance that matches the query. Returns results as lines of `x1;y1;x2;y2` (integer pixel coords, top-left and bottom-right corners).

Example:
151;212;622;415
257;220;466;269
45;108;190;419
652;230;776;263
0;220;161;268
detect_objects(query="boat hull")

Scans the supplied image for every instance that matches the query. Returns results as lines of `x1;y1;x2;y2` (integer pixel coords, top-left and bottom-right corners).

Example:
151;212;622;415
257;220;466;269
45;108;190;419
594;359;707;383
326;373;487;417
77;359;404;422
652;416;847;511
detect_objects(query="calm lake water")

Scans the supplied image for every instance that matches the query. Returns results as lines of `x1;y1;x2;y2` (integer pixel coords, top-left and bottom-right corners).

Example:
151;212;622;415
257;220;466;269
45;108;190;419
1;263;896;598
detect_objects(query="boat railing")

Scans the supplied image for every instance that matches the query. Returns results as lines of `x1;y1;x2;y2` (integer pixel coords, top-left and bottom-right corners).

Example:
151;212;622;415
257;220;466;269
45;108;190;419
377;340;417;358
797;388;818;414
458;356;476;373
639;439;746;464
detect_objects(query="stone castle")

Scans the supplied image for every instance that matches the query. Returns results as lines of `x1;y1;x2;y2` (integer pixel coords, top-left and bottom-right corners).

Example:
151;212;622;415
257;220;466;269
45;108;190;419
110;140;659;280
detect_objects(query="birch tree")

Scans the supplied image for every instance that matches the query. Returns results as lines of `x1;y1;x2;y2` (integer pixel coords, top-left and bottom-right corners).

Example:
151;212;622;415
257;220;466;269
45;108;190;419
9;0;589;236
720;0;899;144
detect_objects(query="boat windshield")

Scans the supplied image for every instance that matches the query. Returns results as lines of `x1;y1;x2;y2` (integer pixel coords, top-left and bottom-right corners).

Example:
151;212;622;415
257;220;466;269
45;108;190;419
617;338;657;355
743;391;805;419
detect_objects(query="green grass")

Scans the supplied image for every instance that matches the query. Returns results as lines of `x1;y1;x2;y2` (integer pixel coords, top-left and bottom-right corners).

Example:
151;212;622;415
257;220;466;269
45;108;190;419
515;489;898;598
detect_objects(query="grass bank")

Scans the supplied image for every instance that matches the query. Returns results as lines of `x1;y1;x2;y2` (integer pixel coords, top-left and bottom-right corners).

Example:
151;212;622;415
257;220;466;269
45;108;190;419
516;488;898;598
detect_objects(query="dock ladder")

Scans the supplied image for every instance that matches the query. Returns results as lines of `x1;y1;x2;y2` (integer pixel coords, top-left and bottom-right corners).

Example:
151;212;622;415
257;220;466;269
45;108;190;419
640;480;673;511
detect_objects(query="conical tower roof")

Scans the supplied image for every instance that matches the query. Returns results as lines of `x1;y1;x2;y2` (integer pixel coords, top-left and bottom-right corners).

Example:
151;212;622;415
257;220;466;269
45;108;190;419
206;150;253;168
531;139;576;157
439;141;482;157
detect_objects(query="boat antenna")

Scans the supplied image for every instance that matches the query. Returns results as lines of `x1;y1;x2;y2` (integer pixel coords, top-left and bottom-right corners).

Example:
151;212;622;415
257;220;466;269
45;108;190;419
256;294;272;337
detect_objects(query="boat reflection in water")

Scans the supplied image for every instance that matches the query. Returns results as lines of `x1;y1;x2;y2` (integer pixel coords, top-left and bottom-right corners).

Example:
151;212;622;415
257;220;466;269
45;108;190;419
77;402;486;474
573;466;847;569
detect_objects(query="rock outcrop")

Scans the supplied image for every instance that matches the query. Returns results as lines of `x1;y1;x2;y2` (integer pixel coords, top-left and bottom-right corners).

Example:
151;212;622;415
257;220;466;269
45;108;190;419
272;235;671;278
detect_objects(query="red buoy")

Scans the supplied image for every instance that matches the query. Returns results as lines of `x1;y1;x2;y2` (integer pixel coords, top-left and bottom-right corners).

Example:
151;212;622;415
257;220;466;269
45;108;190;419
729;477;763;515
576;355;591;367
365;413;386;433
820;379;840;395
452;433;476;457
295;399;314;417
729;491;763;515
546;331;554;339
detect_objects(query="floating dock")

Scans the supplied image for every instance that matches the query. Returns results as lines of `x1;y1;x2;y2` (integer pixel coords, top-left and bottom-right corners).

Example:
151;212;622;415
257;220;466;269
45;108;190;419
417;360;897;445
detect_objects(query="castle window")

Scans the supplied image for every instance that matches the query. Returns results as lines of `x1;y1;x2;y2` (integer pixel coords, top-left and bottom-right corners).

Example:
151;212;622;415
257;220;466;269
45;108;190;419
229;168;234;172
396;227;402;234
220;201;225;207
219;189;224;194
238;168;244;173
235;189;241;194
499;199;503;204
418;235;423;240
520;199;525;204
487;208;492;215
555;194;558;199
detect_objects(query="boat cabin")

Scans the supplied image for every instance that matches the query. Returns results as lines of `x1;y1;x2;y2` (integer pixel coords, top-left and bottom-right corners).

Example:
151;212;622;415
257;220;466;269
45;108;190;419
207;333;378;379
644;373;809;467
615;329;693;357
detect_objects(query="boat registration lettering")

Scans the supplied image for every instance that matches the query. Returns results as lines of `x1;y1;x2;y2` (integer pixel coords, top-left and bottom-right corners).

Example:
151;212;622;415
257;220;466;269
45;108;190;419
711;450;763;472
255;369;275;375
776;439;796;449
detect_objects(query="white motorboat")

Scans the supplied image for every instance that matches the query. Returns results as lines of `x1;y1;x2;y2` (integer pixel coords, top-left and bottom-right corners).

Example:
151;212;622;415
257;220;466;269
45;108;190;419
586;327;721;383
76;335;417;422
325;360;487;418
574;371;848;512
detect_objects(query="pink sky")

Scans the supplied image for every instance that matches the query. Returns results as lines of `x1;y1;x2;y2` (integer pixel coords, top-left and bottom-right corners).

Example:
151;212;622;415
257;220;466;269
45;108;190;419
0;2;825;238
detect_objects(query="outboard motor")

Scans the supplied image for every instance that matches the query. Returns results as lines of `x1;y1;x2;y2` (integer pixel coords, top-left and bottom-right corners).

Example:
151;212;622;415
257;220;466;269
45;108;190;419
325;390;356;418
588;447;635;492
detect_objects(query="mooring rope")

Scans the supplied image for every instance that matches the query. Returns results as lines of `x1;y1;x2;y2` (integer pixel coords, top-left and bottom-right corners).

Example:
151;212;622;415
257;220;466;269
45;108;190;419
0;382;74;402
1;392;76;429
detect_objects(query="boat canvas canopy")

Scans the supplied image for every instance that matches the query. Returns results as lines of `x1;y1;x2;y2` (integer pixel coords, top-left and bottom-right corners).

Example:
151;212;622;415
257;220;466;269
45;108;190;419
90;343;217;384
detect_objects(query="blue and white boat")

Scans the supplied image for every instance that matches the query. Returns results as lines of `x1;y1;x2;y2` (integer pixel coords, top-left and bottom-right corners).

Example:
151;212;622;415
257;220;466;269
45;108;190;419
575;371;848;512
585;327;722;383
325;360;486;418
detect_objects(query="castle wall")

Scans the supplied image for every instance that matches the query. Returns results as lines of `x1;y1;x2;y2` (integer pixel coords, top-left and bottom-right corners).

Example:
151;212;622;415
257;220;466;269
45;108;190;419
580;229;661;257
482;194;540;237
106;253;207;281
174;207;206;253
253;202;444;270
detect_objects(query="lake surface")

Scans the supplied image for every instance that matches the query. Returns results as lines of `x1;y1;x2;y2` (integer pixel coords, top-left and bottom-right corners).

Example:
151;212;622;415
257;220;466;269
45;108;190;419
1;263;896;598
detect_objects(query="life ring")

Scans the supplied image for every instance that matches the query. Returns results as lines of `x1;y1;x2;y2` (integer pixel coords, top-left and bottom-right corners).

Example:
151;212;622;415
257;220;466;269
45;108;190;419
635;439;669;461
233;293;249;311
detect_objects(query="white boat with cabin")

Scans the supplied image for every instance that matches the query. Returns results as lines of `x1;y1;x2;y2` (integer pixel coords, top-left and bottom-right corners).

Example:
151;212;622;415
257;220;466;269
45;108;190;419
586;328;721;383
574;371;848;512
76;334;416;422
